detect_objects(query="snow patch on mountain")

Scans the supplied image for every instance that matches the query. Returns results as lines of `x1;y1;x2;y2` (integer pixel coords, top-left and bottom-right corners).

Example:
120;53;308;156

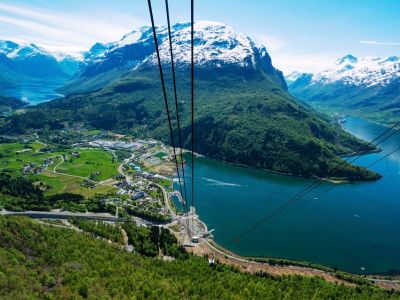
146;21;258;68
0;41;51;60
311;54;400;87
85;21;271;70
286;71;305;83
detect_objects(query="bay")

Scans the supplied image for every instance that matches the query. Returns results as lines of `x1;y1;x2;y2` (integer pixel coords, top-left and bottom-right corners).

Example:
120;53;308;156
177;116;400;274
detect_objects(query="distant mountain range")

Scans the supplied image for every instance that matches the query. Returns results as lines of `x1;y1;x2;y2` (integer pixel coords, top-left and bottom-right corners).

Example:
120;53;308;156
287;55;400;124
1;22;378;180
0;40;80;89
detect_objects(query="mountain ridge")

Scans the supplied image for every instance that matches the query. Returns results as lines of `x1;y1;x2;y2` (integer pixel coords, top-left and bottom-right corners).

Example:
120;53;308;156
287;54;400;124
59;21;287;95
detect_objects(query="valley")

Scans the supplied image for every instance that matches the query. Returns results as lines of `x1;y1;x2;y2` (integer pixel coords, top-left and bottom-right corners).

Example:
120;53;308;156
287;55;400;125
1;115;399;278
0;9;399;298
0;130;176;221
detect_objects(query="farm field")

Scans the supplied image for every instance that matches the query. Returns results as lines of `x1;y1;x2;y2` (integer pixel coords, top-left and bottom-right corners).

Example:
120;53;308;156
32;171;116;197
0;142;118;198
56;148;119;180
0;142;61;171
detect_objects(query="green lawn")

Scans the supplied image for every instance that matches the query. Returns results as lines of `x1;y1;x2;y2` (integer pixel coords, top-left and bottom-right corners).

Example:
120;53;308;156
56;148;119;181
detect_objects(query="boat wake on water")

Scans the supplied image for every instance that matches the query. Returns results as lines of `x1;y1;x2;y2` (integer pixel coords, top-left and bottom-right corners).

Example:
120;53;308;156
173;177;243;187
200;177;243;187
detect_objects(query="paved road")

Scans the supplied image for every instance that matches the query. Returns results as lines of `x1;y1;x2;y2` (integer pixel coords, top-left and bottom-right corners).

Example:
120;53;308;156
1;210;121;222
0;210;158;226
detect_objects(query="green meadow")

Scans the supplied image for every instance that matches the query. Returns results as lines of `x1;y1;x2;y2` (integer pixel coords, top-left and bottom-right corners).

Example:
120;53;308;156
32;171;116;197
0;142;118;198
0;142;61;171
56;149;119;181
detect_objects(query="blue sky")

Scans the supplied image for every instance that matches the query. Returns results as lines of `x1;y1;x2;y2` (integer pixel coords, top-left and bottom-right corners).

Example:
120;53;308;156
1;0;399;73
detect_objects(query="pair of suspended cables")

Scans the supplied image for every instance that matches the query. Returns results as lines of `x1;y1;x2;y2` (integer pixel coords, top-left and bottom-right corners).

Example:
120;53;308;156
147;0;195;233
164;0;188;210
147;0;187;216
233;120;400;243
165;0;195;235
190;0;196;234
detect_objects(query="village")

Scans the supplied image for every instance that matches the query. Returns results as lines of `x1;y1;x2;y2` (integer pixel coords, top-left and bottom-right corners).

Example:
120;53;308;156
4;128;181;223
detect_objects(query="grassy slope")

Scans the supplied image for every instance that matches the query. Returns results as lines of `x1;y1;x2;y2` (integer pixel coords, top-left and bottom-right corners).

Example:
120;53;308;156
0;216;398;299
2;67;379;180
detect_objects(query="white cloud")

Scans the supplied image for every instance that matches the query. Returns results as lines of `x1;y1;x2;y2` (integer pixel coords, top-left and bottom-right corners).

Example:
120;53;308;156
252;33;338;74
271;53;337;74
253;34;283;51
0;3;144;56
360;40;400;46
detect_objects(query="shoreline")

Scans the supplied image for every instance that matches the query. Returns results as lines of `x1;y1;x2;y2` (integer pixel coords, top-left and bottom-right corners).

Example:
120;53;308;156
165;184;399;288
189;230;400;290
191;152;380;183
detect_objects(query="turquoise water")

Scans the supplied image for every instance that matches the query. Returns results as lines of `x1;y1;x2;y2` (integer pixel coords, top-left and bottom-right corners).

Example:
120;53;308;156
176;116;400;274
2;81;64;105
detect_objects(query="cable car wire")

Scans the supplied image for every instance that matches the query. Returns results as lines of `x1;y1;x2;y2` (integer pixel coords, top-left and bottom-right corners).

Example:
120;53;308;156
164;0;189;217
147;0;185;215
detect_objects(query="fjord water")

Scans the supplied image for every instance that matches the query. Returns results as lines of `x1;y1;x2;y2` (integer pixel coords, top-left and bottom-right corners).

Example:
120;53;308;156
180;116;400;274
2;81;64;105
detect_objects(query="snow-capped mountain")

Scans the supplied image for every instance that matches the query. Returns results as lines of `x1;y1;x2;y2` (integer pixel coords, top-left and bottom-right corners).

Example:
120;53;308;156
285;71;304;84
0;40;80;83
287;54;400;124
66;21;286;94
86;21;267;67
146;21;264;68
0;41;51;60
317;55;397;86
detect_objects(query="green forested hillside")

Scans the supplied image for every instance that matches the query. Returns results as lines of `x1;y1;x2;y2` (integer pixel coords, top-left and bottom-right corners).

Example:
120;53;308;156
0;216;398;299
0;95;26;117
1;66;379;180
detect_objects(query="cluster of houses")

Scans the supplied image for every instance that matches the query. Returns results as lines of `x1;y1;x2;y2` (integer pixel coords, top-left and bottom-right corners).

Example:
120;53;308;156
81;179;96;189
22;159;52;175
71;151;80;158
115;172;167;216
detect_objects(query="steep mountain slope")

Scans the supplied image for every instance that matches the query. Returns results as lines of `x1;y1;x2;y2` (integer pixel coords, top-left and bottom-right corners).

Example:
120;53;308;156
60;22;286;94
0;53;18;88
2;23;378;180
287;55;400;124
